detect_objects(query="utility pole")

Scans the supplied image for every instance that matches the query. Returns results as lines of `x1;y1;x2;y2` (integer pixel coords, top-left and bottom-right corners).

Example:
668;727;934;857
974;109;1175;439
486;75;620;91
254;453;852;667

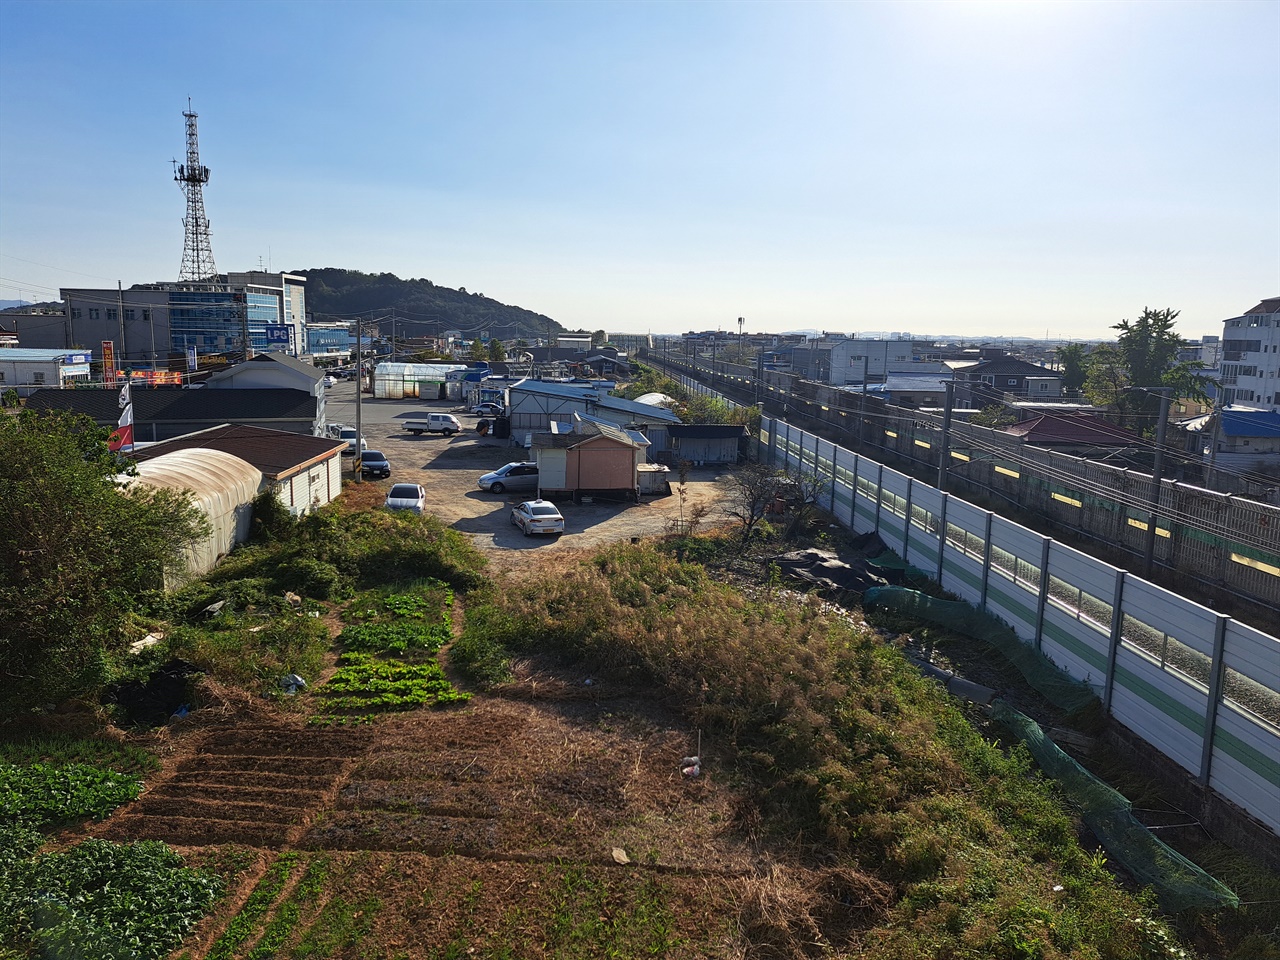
1141;387;1174;578
354;312;363;484
1205;400;1223;492
117;281;126;366
937;380;956;492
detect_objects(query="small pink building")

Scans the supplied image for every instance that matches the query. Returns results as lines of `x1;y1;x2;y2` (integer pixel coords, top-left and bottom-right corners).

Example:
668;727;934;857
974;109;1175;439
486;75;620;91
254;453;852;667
532;417;648;503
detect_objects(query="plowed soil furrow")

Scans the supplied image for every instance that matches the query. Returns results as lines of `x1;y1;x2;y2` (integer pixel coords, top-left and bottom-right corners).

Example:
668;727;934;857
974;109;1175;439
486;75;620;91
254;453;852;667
147;783;331;806
178;754;350;776
302;811;498;853
163;769;337;792
337;781;501;818
98;814;299;848
132;795;314;823
198;728;372;758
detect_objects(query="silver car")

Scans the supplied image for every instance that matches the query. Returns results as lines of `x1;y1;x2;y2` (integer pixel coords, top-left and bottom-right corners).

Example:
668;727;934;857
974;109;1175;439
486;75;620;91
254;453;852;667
384;483;426;514
511;499;564;536
477;461;538;495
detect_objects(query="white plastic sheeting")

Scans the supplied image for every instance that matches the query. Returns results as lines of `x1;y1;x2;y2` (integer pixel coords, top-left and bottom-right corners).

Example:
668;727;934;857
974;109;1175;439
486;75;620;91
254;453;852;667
127;448;263;578
633;392;676;408
373;362;469;399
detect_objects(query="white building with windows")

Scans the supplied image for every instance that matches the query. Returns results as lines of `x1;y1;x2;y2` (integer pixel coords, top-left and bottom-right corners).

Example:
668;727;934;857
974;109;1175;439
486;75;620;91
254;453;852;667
1220;297;1280;412
0;348;93;397
791;336;930;385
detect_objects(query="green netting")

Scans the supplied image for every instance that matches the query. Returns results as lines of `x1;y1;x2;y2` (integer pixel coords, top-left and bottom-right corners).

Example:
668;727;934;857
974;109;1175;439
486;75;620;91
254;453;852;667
864;554;935;590
994;700;1239;913
863;586;1098;714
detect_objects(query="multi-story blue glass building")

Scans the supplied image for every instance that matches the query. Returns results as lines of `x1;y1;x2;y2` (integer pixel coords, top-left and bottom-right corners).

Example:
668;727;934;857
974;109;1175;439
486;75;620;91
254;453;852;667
60;271;308;372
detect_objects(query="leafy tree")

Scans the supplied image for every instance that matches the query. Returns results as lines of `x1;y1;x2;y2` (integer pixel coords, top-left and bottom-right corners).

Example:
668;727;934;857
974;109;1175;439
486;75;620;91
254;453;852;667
0;410;209;714
1084;307;1211;431
1055;343;1090;395
407;347;450;362
468;338;487;361
722;462;785;543
618;363;682;402
680;393;756;430
970;404;1018;428
779;466;829;540
487;338;507;362
591;330;607;347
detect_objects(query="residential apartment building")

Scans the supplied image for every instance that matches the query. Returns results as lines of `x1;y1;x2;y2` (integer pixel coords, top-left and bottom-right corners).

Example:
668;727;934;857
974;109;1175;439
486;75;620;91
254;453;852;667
1220;297;1280;412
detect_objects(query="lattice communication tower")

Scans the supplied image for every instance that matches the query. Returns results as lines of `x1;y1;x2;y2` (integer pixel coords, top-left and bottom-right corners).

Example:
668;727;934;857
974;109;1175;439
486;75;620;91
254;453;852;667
174;105;218;281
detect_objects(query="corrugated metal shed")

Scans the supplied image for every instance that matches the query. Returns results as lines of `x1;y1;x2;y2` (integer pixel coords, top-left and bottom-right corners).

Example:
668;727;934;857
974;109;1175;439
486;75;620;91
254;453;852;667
127;448;263;577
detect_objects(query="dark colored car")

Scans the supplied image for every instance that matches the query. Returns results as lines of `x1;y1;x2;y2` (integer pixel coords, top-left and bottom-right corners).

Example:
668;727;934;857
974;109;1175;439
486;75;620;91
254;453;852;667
360;450;391;479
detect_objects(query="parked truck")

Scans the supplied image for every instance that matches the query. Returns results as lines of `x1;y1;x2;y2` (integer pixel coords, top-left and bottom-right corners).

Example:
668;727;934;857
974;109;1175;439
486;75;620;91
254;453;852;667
403;414;461;436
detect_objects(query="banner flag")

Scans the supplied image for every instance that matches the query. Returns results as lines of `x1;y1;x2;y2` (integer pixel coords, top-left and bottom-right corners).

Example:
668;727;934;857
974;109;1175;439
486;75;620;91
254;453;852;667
108;383;134;452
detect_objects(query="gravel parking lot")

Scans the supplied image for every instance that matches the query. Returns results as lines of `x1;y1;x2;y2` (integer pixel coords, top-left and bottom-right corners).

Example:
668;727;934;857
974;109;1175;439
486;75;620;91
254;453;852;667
324;382;731;568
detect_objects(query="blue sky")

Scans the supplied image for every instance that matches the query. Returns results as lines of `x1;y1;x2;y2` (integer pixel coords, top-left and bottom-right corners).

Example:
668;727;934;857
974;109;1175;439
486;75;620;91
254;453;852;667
1;0;1276;340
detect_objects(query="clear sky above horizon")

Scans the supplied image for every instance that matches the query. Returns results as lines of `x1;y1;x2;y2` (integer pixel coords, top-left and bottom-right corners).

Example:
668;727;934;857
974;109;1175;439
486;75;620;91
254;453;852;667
1;0;1276;341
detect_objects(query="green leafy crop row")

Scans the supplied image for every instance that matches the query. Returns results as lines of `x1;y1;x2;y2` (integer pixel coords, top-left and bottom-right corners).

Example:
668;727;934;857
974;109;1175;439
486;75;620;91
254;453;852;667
336;619;452;654
0;839;221;960
313;654;470;716
0;761;140;831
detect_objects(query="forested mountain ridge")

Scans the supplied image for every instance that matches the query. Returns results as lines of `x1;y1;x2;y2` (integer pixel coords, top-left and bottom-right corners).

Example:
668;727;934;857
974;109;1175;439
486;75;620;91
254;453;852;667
296;267;567;343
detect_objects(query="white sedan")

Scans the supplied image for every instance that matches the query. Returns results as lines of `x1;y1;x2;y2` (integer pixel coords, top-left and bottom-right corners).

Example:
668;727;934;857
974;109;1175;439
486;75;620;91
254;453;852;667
511;499;564;536
384;483;427;514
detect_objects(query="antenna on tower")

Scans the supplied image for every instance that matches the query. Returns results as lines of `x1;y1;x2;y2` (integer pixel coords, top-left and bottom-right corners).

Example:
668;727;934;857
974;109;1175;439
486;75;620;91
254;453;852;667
173;100;218;281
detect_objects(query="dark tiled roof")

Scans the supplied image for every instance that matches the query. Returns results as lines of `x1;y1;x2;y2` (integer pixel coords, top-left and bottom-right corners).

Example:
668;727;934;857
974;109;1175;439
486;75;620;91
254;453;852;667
1004;413;1143;445
964;358;1059;378
667;424;748;439
129;424;345;478
25;387;317;425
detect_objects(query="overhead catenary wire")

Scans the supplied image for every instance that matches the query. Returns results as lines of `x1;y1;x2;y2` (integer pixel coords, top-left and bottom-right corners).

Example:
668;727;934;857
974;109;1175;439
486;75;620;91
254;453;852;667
659;355;1280;556
730;361;1280;492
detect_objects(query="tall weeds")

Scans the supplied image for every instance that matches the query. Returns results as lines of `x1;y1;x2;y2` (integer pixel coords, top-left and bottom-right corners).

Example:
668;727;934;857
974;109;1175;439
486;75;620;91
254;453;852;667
455;542;1192;959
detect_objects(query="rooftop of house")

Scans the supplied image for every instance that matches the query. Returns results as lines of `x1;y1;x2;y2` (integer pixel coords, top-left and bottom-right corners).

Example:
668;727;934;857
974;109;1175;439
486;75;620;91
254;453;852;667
25;386;317;424
128;424;346;478
1002;412;1145;446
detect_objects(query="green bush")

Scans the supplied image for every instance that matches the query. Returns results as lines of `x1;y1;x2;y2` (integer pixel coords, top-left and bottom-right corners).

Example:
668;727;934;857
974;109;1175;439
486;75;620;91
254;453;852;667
164;613;329;690
249;489;297;542
287;558;347;600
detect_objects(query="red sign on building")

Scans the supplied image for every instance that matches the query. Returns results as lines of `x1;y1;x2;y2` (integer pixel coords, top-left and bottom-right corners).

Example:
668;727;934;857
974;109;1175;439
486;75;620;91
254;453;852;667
101;341;116;385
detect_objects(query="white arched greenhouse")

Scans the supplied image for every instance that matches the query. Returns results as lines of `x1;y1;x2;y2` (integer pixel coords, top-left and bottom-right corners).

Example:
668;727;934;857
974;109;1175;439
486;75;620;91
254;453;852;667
373;362;469;400
126;448;263;579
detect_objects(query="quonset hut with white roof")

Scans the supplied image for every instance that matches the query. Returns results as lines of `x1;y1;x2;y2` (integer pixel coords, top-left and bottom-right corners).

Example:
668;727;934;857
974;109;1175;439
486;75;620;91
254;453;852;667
125;448;262;579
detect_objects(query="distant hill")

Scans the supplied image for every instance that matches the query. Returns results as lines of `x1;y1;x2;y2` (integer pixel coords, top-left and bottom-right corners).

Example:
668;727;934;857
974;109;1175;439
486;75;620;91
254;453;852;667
296;267;567;345
0;301;60;313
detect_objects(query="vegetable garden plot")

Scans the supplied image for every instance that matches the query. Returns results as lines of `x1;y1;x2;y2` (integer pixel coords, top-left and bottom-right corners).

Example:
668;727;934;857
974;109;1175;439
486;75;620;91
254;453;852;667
95;722;371;850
